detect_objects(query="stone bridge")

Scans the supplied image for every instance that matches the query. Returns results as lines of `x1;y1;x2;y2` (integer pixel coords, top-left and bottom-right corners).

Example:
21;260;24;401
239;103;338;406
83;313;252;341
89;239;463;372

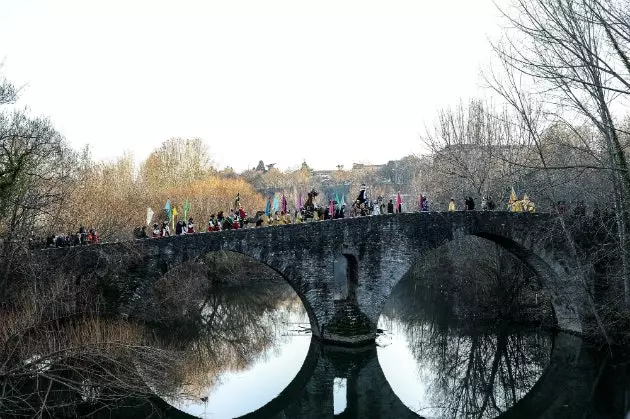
39;212;590;346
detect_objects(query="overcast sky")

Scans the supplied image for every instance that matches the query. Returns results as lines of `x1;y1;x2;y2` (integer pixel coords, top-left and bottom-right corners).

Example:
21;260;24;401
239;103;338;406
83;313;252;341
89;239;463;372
0;0;505;171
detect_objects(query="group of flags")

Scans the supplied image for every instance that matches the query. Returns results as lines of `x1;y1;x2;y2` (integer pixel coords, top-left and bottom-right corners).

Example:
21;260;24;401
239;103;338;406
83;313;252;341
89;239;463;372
147;198;191;229
265;194;289;216
507;186;535;212
146;187;535;226
263;191;348;216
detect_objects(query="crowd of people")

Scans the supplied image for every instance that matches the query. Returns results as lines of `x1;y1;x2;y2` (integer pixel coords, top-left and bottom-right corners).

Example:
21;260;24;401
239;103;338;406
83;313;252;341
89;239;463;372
42;226;99;248
39;186;595;248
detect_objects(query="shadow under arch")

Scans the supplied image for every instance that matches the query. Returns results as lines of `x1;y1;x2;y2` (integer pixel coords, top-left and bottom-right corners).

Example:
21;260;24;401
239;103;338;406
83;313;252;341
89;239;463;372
472;231;582;334
375;228;583;338
147;246;323;341
374;231;590;418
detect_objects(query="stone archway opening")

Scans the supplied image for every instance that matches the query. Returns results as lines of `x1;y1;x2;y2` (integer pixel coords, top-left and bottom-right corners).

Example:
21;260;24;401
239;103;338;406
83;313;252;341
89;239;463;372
380;235;555;333
141;250;316;418
376;235;562;418
141;249;319;341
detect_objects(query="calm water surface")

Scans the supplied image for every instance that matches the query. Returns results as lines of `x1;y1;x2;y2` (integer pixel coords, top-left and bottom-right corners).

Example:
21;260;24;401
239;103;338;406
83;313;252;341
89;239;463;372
161;303;311;419
151;258;629;419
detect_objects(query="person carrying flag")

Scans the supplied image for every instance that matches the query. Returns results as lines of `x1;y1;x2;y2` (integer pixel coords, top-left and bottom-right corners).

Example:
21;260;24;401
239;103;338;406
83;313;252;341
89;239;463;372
507;187;517;211
396;191;403;213
356;184;367;205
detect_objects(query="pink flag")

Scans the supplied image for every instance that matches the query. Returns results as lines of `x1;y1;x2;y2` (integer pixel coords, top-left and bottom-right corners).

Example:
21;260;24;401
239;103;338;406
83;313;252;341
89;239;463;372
396;192;402;213
329;200;334;219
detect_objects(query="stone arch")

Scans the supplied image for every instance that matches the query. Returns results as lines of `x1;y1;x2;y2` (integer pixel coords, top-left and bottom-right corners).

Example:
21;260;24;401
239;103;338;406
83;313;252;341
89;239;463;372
375;230;583;337
151;243;323;341
472;232;583;333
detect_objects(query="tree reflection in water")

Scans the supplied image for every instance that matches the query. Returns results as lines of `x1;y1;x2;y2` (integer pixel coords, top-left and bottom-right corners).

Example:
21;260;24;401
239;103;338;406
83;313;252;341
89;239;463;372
138;251;311;416
378;238;553;419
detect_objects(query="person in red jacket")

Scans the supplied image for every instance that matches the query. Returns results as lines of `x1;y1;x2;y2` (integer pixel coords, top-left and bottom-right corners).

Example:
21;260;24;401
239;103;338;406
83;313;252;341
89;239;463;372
187;217;195;233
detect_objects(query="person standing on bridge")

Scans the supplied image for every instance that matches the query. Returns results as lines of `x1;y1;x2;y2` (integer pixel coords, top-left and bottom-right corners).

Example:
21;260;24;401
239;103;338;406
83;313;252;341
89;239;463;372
152;223;160;237
449;198;456;212
395;192;402;213
161;221;170;237
421;196;429;212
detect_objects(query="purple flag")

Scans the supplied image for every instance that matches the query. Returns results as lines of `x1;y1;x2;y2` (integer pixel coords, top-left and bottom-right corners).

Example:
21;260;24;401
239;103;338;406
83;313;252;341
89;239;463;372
281;194;287;213
329;200;334;220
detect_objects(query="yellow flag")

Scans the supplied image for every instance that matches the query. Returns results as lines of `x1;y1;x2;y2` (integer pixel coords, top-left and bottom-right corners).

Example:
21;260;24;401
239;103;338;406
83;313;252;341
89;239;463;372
172;207;178;230
509;187;517;203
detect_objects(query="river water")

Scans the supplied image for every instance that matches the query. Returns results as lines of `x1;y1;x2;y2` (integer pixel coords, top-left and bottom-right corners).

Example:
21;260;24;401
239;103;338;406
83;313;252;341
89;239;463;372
148;261;629;419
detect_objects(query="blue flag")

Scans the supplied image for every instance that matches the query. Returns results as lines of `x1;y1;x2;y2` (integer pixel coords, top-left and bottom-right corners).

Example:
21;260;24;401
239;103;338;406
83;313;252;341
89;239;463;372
335;193;340;209
164;199;172;220
273;195;279;213
265;198;271;216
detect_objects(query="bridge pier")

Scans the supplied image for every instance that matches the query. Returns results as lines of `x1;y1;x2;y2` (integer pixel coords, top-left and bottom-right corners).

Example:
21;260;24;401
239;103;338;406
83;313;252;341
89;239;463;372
238;339;422;418
319;253;377;346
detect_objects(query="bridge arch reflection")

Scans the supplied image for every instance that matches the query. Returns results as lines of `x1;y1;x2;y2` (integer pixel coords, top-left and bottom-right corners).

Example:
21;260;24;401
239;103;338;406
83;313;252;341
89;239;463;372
154;331;590;419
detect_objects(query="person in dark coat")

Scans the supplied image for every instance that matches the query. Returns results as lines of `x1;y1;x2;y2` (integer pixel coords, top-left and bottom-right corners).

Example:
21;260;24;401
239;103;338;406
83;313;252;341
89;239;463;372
387;199;394;214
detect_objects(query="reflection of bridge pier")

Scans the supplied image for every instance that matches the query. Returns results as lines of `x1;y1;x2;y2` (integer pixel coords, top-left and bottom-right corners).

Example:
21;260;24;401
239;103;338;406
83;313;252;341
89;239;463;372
239;339;422;419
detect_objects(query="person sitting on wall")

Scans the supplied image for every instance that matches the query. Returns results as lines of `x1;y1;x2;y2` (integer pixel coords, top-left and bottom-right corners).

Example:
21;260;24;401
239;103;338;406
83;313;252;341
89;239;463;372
187;217;195;233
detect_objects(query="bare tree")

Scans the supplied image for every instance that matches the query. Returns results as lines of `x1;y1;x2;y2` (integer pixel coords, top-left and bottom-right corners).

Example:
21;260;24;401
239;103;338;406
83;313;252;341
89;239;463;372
488;0;630;309
419;99;535;204
0;77;75;287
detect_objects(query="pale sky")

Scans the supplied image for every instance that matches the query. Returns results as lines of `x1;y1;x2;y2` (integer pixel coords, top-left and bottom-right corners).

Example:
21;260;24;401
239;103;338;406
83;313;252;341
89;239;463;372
0;0;505;172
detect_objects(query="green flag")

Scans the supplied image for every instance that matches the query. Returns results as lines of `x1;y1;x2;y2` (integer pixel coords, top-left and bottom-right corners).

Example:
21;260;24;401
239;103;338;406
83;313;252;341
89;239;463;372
184;199;190;220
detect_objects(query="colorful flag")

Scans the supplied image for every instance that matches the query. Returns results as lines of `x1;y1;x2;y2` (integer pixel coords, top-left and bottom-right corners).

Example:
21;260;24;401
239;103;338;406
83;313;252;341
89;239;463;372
508;186;517;211
172;206;178;230
329;200;334;219
184;199;190;220
265;198;271;216
340;194;344;206
297;192;303;209
273;195;279;213
146;207;154;226
335;192;340;209
396;192;402;213
281;194;287;213
164;199;172;220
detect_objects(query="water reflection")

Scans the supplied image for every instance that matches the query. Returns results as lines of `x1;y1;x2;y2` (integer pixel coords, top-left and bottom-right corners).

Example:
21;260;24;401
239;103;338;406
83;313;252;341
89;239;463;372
377;263;553;419
140;252;312;419
378;318;551;418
